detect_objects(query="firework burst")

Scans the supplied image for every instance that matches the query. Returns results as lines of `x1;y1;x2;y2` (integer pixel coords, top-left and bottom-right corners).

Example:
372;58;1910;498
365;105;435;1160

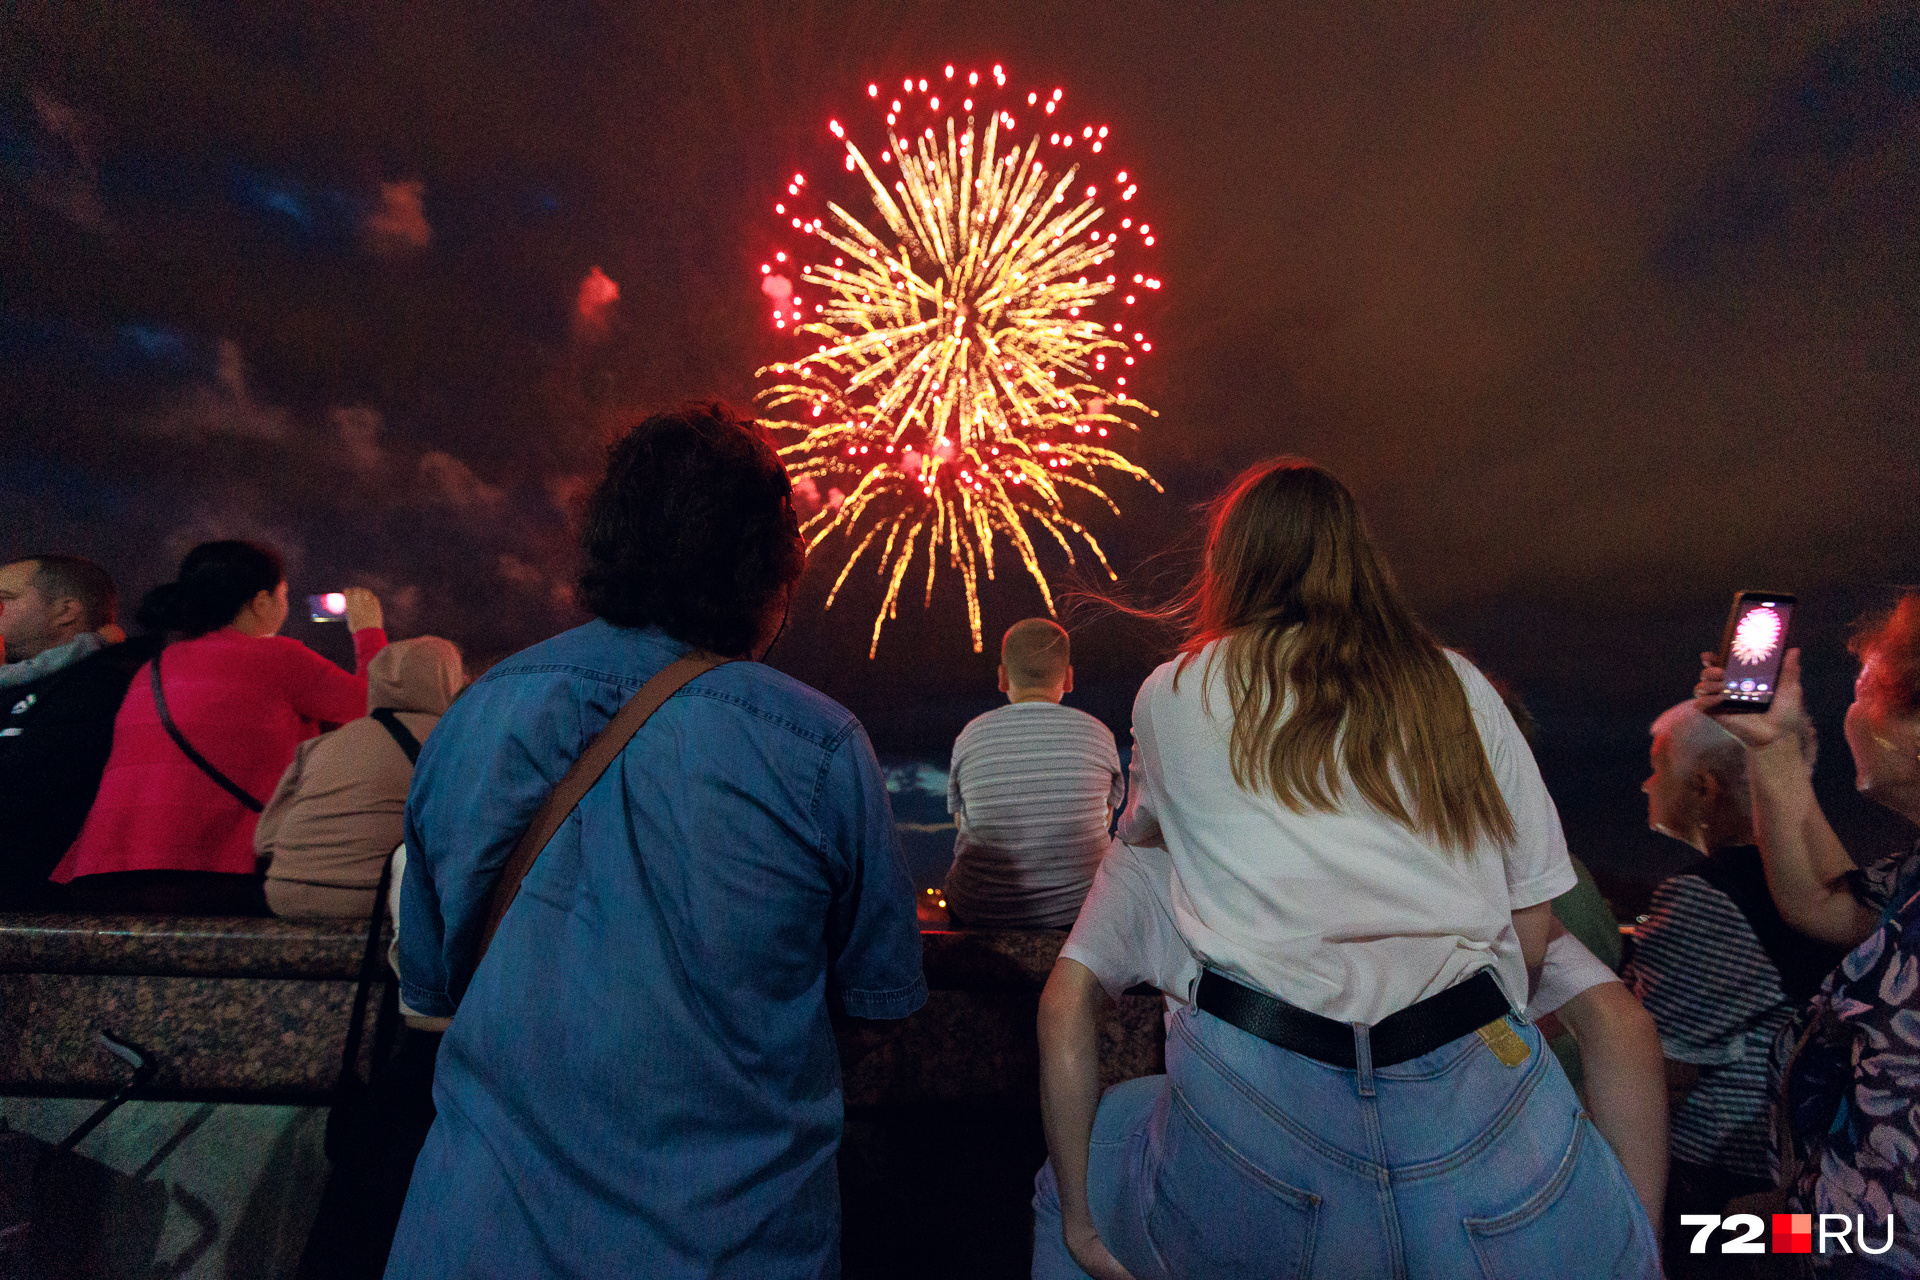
1731;607;1784;666
755;65;1163;656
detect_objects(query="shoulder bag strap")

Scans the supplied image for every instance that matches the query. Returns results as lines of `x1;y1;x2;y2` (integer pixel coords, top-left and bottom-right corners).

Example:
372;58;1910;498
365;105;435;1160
332;854;396;1095
473;651;727;963
150;650;264;813
369;708;422;764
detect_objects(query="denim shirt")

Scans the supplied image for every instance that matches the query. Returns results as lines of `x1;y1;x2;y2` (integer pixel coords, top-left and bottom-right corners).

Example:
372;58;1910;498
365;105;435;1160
387;620;926;1280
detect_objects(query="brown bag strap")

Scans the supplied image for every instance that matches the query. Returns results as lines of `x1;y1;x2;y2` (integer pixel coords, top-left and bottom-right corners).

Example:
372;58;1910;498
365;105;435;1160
473;651;727;962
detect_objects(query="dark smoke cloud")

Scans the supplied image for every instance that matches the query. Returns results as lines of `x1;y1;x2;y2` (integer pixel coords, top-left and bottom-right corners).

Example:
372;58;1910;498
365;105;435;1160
2;1;1916;885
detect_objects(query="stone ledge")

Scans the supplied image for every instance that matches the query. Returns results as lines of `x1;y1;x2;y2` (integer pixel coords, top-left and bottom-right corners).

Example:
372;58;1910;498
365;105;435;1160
917;928;1064;990
0;918;1059;986
0;914;1163;1102
0;913;376;980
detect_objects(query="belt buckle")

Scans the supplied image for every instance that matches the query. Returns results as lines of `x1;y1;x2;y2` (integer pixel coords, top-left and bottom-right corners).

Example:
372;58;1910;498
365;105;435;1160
1474;1017;1530;1068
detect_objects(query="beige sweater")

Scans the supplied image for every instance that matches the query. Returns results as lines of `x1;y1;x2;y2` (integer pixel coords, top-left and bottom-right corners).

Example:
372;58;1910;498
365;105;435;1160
257;637;463;919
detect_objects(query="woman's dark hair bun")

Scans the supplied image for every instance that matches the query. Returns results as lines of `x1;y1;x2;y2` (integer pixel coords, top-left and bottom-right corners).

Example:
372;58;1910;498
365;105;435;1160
135;540;284;639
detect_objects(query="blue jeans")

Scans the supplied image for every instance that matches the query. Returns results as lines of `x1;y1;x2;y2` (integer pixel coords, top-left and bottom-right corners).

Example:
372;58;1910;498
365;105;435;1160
1034;1004;1659;1279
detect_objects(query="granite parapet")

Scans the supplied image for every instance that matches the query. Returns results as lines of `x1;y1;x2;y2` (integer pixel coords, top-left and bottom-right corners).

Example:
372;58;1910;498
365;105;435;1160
1;913;1162;1102
0;913;377;979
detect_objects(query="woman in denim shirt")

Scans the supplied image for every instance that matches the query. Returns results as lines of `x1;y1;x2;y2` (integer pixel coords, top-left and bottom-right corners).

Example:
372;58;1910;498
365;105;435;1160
385;404;926;1280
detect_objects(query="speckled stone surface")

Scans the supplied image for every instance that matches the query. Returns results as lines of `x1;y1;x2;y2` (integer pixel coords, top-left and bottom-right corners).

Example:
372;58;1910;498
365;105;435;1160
0;914;382;1098
845;929;1164;1107
843;987;1163;1108
918;928;1067;990
0;912;376;979
0;915;1159;1102
1;972;380;1098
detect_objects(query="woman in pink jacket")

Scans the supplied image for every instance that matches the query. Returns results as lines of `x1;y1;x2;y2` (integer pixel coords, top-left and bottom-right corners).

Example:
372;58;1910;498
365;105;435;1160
53;540;386;914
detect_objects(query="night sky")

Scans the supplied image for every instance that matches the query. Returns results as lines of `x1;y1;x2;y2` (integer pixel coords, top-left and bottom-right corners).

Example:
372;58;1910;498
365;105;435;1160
5;3;1917;900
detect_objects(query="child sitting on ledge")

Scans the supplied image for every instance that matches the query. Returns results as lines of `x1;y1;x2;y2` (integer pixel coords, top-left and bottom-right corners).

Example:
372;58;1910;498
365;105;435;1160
942;618;1123;929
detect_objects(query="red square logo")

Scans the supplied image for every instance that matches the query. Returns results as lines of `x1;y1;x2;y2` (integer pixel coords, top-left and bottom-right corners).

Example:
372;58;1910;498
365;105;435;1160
1773;1213;1812;1254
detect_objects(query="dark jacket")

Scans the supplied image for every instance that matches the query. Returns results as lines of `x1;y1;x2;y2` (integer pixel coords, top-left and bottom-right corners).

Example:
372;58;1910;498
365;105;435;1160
0;634;162;909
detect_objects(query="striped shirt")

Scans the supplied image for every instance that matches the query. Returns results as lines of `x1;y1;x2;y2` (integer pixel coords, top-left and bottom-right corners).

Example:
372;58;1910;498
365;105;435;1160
944;700;1124;928
1621;848;1844;1180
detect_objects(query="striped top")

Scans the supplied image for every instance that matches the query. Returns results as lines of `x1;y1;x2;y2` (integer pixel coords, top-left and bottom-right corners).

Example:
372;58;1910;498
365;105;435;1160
1621;848;1842;1180
944;700;1124;928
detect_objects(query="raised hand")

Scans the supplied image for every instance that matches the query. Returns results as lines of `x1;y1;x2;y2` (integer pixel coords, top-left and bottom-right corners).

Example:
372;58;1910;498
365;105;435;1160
342;587;384;634
1696;647;1808;751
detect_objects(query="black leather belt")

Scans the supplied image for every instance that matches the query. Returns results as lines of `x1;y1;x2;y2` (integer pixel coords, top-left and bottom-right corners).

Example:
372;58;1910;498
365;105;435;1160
1195;968;1512;1069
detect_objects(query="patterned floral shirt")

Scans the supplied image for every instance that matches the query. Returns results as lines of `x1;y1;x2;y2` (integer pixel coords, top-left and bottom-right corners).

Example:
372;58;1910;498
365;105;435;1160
1773;845;1920;1276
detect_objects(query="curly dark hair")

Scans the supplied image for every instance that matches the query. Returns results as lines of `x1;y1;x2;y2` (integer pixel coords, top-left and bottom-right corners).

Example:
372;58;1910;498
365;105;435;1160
578;402;805;655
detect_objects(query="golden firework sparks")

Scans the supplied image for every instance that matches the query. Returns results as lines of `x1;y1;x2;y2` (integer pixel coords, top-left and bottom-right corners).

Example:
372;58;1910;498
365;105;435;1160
756;66;1163;656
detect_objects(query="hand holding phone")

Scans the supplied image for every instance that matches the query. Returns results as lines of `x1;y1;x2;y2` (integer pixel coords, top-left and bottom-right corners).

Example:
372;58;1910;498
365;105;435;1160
308;592;349;623
1698;645;1810;753
307;588;383;631
1711;591;1794;714
340;587;383;632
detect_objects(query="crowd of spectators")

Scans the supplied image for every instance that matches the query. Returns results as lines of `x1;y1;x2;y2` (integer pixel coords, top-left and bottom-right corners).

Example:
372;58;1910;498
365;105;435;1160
2;400;1916;1277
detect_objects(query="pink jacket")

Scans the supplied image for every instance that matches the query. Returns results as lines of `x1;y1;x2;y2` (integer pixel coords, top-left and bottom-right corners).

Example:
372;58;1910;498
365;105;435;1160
52;625;386;881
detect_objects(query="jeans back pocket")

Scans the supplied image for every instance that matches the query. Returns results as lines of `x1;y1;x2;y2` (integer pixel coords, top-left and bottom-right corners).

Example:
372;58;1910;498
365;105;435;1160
1145;1088;1320;1279
1462;1114;1657;1280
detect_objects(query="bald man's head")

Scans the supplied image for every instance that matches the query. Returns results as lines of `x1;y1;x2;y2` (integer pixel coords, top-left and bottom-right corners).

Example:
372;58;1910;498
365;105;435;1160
999;618;1071;699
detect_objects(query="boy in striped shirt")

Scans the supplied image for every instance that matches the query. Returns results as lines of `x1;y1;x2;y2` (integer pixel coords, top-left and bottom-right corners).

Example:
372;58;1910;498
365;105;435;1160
943;619;1123;929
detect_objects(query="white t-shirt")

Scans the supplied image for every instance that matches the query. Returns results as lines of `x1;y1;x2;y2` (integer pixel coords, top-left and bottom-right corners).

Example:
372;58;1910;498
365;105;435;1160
1119;642;1576;1024
1062;842;1611;1024
944;700;1124;928
1061;843;1200;1018
1528;930;1618;1019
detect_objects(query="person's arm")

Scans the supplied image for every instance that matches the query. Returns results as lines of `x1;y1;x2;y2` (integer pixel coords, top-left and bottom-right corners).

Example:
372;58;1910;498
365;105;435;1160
1105;732;1125;834
278;641;375;727
1698;649;1877;948
946;736;966;826
1749;741;1875;947
1469;657;1577;996
343;587;387;677
281;592;386;726
821;721;929;1023
1037;958;1139;1280
1513;900;1554;995
1557;981;1669;1236
1113;691;1164;849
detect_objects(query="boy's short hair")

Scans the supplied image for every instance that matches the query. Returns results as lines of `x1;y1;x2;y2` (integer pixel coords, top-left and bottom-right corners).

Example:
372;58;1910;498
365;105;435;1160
1002;618;1070;689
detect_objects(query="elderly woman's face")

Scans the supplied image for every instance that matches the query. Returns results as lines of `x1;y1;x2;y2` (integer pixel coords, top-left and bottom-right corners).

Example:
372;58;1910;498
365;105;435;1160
1844;657;1920;812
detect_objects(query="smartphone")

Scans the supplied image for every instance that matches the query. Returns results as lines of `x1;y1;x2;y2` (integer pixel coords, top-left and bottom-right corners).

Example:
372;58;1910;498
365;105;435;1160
1714;590;1795;713
308;592;349;623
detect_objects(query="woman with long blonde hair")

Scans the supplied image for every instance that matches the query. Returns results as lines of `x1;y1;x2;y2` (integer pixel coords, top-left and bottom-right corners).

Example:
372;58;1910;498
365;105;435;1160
1032;459;1658;1278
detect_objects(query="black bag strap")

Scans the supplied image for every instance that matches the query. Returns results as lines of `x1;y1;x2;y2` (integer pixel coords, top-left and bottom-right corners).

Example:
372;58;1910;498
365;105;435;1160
1696;849;1849;1002
150;650;263;813
327;851;396;1160
369;708;422;764
335;711;419;1113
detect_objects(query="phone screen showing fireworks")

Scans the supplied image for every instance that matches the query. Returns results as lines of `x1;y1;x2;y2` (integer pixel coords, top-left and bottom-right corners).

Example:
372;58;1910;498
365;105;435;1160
1717;591;1794;713
308;592;349;623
